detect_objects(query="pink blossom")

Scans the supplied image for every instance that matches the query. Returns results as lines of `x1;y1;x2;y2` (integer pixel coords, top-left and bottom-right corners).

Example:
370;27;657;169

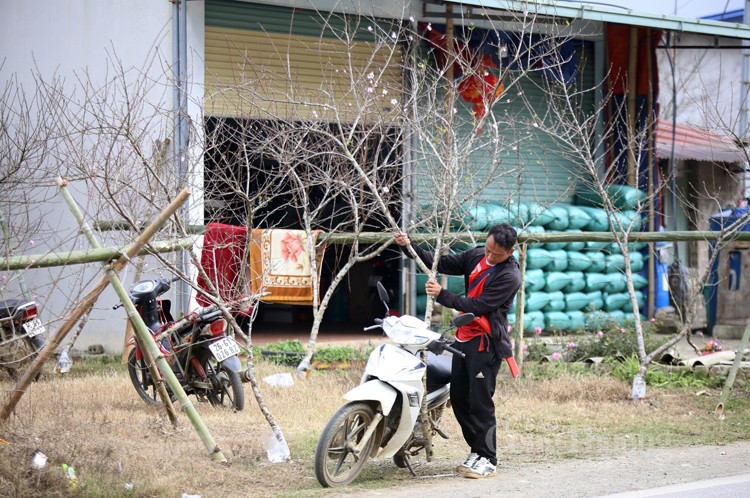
551;352;562;361
534;326;542;336
620;328;626;333
650;317;656;323
280;232;304;263
596;330;603;338
522;344;528;352
507;325;513;333
566;342;577;349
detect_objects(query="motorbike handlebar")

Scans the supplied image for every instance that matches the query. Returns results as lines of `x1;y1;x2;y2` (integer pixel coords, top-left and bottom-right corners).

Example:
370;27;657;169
363;324;381;332
443;343;465;358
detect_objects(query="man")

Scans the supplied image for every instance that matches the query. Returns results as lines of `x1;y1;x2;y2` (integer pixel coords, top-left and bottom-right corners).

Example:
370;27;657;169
394;223;521;479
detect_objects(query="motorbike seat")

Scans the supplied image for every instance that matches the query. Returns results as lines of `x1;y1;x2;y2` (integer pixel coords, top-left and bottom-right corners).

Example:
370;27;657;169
0;300;25;319
426;352;452;391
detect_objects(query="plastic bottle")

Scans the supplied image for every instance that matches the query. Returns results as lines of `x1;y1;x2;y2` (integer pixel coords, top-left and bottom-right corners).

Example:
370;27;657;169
55;349;72;374
631;374;646;402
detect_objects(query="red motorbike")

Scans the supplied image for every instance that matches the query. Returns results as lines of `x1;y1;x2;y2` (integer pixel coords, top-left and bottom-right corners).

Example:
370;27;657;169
0;298;46;378
121;277;245;411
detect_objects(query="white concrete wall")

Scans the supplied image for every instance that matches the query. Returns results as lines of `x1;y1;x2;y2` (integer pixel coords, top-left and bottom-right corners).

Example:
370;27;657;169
0;0;206;353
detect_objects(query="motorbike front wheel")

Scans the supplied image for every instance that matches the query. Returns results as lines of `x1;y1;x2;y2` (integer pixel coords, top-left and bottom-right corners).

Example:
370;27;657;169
314;401;378;487
204;357;244;411
127;348;161;406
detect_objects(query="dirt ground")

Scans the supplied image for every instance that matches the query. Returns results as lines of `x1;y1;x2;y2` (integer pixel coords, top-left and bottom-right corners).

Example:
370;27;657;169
325;440;750;497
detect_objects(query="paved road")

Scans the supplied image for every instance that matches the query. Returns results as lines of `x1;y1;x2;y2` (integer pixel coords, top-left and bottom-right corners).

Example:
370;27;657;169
326;440;750;498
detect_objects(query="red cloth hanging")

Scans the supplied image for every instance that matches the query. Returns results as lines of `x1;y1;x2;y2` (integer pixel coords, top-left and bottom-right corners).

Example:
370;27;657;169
196;222;251;314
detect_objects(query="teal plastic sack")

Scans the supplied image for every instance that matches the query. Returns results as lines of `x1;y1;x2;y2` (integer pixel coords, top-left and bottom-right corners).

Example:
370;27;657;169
464;204;489;231
545;311;573;332
525;292;551;312
587;252;606;273
564;205;592;230
632;274;648;290
585;273;609;292
544;272;572;292
544;235;568;251
566;251;592;271
527;202;557;227
574;206;609;232
630;251;644;272
576;183;647;211
546;249;569;271
527;248;554;270
564;271;586;292
565;229;586;251
604;292;630;312
605;254;626;273
605;273;627;293
564;292;590;311
545;205;570;231
543;291;566;312
584;240;610;252
525;269;546;292
587;291;604;310
516;225;545;245
523;311;546;333
566;311;586;330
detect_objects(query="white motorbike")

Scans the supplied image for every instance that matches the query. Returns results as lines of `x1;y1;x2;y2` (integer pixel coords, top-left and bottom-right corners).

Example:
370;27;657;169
314;282;472;487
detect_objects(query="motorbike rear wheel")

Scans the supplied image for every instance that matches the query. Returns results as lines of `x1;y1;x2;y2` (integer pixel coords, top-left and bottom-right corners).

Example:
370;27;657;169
127;348;161;406
314;401;378;487
204;356;244;411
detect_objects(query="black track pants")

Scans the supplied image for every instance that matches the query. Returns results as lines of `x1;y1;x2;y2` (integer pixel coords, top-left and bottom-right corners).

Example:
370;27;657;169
450;336;502;466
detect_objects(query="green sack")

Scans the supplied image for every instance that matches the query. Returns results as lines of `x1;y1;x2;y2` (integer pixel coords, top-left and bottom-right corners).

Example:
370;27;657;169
546;249;569;271
545;311;573;332
630;252;644;272
585;273;609;292
527;202;557;227
544;235;568;251
544;272;572;292
632;274;648;290
527;248;554;270
564;292;590;311
508;202;530;225
586;291;604;310
463;204;489;231
523;311;546;333
565;205;593;230
543;291;566;312
574;206;609;232
525;269;546;292
605;273;628;293
609;210;644;232
565;229;586;251
545;205;570;231
525;292;552;312
604;292;630;312
587;252;606;273
566;311;586;330
567;251;592;271
605;254;626;273
584;240;610;252
622;290;646;313
564;271;586;292
516;225;545;245
576;183;647;211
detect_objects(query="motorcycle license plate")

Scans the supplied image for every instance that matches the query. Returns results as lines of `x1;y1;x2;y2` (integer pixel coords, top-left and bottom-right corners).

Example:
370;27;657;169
22;318;46;338
208;337;240;362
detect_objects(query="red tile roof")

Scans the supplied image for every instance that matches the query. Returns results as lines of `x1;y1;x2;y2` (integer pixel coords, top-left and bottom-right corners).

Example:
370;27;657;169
655;119;746;163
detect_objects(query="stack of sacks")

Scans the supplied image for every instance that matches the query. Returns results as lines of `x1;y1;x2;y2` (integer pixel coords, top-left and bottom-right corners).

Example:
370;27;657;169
460;186;649;334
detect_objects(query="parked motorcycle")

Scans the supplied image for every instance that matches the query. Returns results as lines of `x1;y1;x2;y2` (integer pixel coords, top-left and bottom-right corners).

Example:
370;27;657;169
0;298;46;378
314;282;471;487
121;276;245;411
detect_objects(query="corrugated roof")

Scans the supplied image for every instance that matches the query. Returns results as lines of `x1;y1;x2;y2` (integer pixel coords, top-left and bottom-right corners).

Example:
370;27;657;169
655;120;746;163
443;1;750;40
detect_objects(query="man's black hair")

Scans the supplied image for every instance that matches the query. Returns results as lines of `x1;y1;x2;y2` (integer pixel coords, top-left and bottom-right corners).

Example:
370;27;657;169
488;223;517;250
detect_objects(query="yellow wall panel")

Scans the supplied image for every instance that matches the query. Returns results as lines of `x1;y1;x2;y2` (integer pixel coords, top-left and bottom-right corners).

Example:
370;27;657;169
205;26;403;123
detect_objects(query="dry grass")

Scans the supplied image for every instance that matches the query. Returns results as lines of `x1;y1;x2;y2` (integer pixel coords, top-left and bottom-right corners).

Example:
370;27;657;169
1;359;749;498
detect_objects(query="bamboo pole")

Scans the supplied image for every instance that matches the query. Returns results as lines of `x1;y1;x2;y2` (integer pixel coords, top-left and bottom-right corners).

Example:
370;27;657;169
0;185;189;421
513;243;528;370
0;238;193;271
55;179;178;425
715;315;750;417
54;180;226;463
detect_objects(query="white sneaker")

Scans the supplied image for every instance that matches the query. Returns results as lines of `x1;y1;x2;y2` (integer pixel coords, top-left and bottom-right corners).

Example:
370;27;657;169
455;452;479;475
464;457;496;479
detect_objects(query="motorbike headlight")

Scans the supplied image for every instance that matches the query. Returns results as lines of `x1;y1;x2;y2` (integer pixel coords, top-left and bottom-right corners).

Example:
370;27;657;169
130;280;157;293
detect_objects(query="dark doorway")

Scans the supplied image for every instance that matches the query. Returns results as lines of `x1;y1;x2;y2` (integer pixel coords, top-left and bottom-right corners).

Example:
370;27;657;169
203;117;403;332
